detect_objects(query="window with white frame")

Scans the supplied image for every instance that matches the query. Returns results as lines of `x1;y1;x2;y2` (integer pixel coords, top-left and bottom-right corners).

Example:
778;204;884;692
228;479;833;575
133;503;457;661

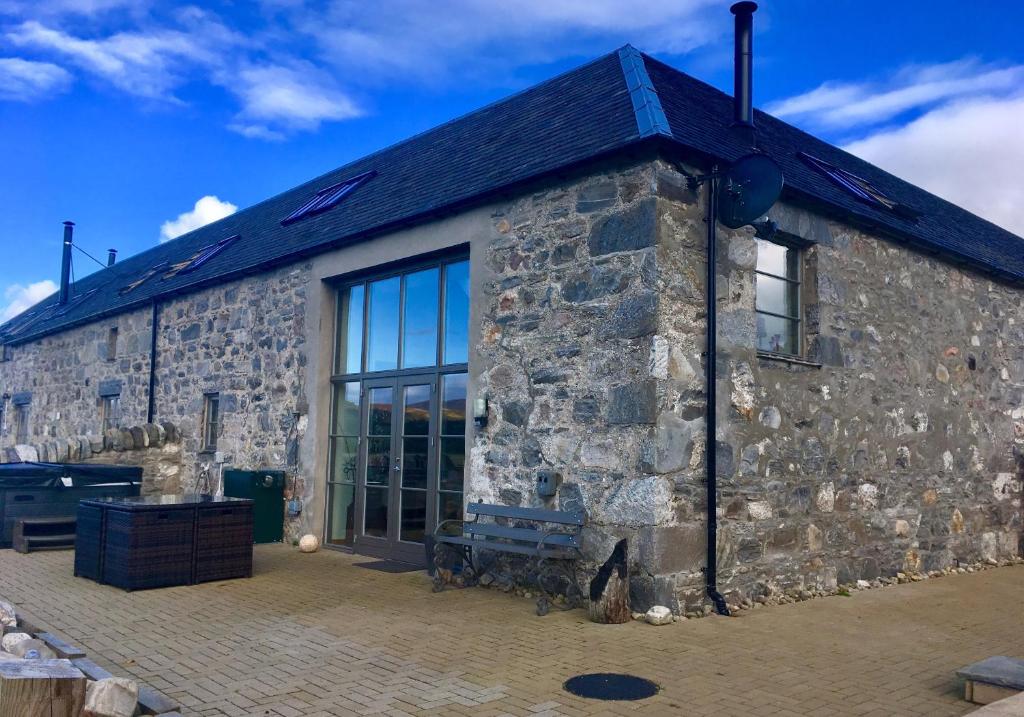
755;238;802;356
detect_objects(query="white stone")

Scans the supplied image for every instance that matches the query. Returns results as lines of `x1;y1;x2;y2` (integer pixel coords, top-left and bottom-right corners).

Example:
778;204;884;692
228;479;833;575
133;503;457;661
856;579;871;590
645;606;673;625
0;600;15;629
0;633;30;653
747;500;772;520
758;406;781;430
993;472;1021;501
12;444;38;463
83;677;139;717
298;534;320;553
816;482;835;513
857;483;879;510
894;519;911;538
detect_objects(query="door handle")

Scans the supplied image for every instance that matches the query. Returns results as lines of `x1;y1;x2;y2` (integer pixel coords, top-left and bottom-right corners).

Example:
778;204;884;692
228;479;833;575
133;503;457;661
394;461;401;472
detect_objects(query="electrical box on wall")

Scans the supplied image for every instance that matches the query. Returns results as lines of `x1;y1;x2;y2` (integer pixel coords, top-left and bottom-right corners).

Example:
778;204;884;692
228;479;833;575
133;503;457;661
536;470;560;498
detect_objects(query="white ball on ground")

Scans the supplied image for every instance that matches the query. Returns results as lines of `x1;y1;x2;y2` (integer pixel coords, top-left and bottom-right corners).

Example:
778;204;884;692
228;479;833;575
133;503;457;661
298;534;320;553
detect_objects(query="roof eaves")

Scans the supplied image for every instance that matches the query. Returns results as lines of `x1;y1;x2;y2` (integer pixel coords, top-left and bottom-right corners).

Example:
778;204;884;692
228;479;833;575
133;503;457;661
618;45;671;138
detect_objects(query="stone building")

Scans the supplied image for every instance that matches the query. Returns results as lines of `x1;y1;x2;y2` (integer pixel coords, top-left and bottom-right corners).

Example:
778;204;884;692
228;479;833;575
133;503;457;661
1;46;1021;612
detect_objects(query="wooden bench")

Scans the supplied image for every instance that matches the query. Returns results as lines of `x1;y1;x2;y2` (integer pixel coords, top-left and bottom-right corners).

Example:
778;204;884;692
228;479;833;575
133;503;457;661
432;502;584;615
12;517;77;553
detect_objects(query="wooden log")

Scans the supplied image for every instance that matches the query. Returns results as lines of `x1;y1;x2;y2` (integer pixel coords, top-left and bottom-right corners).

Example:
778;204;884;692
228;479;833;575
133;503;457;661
0;658;86;717
587;539;630;624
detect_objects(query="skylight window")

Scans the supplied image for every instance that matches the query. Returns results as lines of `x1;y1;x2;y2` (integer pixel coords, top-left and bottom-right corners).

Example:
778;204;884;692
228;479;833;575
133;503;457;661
164;235;240;280
119;262;168;295
799;152;921;220
53;288;99;317
281;171;375;225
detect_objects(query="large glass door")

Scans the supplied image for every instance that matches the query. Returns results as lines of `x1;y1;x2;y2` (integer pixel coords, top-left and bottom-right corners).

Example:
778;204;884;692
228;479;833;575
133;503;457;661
325;256;470;563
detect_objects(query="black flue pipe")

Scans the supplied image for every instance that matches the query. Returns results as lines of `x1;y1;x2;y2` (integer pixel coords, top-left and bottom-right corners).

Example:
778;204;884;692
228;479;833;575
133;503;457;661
107;249;118;267
731;1;757;129
58;221;74;305
704;169;730;617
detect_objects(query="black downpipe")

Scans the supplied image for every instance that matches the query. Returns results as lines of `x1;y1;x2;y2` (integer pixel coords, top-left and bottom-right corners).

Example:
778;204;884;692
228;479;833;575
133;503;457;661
146;301;159;424
59;221;74;305
704;170;730;616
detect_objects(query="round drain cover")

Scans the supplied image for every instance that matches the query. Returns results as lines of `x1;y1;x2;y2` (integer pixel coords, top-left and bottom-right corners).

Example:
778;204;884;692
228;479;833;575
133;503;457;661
563;673;659;701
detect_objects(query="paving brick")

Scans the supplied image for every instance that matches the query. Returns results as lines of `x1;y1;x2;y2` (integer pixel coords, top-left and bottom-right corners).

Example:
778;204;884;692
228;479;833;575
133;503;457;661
1;546;1020;716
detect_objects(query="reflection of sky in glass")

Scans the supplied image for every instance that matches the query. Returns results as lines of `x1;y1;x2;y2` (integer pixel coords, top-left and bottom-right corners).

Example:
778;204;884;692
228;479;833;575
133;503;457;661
444;261;470;364
367;277;400;371
402;268;439;368
337;285;364;374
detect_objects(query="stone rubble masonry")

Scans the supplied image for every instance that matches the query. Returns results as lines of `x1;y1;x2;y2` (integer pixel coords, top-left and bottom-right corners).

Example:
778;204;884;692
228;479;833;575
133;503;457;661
0;421;183;496
0;154;1021;611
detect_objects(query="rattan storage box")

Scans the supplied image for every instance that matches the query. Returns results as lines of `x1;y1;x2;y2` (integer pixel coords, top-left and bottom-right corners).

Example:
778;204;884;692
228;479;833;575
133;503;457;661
75;495;254;590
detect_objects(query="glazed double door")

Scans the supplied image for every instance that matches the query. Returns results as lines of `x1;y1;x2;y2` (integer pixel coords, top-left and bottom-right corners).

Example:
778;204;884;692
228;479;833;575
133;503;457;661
327;372;467;564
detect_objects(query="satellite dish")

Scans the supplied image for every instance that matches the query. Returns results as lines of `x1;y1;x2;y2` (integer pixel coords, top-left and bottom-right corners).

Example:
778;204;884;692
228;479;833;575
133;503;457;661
717;153;784;229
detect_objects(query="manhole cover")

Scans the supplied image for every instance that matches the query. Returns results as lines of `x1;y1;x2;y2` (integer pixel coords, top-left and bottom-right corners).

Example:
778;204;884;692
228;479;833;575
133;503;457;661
563;673;659;701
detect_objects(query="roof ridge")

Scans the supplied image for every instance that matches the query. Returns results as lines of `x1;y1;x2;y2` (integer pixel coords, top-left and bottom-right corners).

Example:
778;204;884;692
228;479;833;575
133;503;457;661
617;46;671;138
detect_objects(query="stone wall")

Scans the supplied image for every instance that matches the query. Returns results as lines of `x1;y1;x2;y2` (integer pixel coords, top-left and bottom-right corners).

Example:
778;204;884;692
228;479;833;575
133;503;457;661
470;159;680;598
0;264;312;540
657;159;1024;609
0;151;1020;607
0;421;183;496
0;306;153;446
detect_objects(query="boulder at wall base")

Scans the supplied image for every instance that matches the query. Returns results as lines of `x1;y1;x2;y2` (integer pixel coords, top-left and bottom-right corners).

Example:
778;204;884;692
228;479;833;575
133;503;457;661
645;606;673;625
83;676;139;717
0;632;31;653
0;600;16;629
10;638;56;659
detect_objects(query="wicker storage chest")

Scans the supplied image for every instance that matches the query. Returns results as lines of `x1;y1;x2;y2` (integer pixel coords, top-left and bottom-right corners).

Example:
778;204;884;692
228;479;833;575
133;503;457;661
75;495;254;590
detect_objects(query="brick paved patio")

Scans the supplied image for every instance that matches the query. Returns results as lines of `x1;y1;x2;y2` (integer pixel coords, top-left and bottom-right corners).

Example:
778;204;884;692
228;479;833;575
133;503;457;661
0;545;1020;716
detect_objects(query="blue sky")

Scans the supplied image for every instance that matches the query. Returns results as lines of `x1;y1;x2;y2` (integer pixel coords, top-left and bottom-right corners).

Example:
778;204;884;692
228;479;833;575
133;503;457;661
2;0;1023;319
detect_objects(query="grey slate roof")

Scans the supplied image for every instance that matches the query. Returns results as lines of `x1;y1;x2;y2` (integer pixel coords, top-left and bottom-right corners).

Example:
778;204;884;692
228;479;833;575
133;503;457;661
3;46;1023;344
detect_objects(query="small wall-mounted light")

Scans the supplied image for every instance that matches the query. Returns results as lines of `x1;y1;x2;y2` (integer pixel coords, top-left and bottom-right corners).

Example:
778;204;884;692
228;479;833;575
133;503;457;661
473;395;489;428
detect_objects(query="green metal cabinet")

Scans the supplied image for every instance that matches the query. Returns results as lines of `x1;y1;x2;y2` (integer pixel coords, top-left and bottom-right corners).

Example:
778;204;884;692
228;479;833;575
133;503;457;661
223;469;285;544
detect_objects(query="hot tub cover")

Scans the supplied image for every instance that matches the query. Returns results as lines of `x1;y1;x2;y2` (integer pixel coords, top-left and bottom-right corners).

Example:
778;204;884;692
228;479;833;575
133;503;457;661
0;462;142;488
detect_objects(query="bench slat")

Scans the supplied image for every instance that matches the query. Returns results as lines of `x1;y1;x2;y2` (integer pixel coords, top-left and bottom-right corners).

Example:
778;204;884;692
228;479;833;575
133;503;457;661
465;523;578;547
437;535;578;559
466;503;584;525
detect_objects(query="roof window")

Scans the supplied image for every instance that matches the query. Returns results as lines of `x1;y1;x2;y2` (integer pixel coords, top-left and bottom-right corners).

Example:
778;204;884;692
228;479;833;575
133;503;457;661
119;262;168;296
281;171;375;225
164;234;240;280
799;152;921;220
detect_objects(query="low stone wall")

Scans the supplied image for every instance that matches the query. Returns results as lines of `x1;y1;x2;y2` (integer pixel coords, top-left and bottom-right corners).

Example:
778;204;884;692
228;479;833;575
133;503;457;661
0;422;183;497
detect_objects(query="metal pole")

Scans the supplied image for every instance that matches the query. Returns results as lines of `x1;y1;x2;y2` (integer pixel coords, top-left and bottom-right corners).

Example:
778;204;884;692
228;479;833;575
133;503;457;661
147;301;159;424
59;221;74;305
705;169;730;616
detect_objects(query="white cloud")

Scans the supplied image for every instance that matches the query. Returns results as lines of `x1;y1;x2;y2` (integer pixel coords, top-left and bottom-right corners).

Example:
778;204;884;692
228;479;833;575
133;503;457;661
768;58;1024;237
290;0;722;83
1;280;58;322
6;16;230;101
767;59;1024;131
0;57;72;101
0;0;726;137
160;195;237;243
844;94;1024;237
223;62;361;137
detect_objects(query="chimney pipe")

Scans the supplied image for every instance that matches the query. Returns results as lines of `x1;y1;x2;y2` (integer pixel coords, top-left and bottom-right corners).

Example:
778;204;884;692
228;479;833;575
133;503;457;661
107;249;118;267
731;1;757;130
59;221;74;305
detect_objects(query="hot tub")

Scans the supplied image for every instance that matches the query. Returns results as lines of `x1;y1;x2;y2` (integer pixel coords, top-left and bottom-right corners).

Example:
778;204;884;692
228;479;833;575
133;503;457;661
0;462;141;548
